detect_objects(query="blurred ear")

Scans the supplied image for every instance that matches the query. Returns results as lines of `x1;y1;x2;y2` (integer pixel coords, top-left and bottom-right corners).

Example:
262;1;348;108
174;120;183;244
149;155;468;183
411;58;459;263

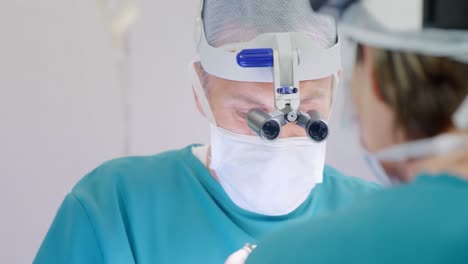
332;69;343;106
370;70;385;103
193;62;205;79
362;45;385;103
192;86;206;118
191;62;207;118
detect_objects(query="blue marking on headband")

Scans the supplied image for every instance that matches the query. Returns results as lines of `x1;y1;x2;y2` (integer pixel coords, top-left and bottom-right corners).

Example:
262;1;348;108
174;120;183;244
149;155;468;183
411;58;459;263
237;49;274;68
277;87;299;94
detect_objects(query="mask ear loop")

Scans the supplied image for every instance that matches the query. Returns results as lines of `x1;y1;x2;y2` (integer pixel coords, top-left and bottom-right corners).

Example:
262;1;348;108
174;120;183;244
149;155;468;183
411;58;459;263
189;56;217;126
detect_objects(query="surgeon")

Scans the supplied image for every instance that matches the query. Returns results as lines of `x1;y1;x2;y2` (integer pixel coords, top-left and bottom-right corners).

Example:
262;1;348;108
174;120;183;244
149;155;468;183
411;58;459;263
33;1;379;263
245;0;468;263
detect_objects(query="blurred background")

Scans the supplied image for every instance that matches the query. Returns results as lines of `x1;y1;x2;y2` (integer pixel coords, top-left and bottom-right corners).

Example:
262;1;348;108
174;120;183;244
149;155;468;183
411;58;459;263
1;1;372;263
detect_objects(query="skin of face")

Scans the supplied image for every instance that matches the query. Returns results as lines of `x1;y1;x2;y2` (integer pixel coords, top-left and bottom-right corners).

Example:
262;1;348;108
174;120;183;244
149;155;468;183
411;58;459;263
193;64;334;138
350;45;406;153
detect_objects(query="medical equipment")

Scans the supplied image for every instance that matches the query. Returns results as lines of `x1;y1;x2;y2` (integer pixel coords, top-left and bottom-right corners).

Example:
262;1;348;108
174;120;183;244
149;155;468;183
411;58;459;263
247;109;328;142
225;244;257;264
96;0;138;155
194;0;342;141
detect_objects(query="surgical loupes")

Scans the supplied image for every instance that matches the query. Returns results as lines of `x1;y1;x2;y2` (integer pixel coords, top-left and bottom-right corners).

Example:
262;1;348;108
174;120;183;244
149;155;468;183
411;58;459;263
237;33;329;142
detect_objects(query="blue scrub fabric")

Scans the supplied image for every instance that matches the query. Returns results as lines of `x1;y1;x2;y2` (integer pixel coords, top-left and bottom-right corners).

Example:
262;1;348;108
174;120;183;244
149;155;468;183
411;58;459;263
247;173;468;264
34;145;379;264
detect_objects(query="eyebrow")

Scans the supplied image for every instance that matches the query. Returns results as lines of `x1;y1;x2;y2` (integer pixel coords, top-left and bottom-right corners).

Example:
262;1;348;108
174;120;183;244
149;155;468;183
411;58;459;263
230;94;271;107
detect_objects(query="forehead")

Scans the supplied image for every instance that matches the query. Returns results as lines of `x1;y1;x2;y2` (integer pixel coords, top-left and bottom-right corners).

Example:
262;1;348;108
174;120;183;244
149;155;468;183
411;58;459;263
207;75;331;101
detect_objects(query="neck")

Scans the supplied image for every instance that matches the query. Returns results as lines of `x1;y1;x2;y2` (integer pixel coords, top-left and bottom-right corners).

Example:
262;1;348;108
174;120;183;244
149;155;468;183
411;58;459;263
405;148;468;181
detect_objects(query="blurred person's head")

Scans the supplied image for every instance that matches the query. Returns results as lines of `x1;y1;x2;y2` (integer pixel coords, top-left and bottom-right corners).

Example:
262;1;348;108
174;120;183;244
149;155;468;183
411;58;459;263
351;44;468;181
353;46;468;151
302;0;468;184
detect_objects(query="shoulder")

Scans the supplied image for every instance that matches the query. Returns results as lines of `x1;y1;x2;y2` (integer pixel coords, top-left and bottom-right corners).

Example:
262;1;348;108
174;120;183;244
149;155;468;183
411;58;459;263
313;165;382;212
249;178;468;264
323;165;381;193
71;145;197;202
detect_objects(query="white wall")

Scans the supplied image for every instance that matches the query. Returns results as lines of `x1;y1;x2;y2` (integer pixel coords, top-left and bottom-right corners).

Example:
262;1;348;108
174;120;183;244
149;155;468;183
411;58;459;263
129;0;208;154
1;1;124;263
1;1;372;263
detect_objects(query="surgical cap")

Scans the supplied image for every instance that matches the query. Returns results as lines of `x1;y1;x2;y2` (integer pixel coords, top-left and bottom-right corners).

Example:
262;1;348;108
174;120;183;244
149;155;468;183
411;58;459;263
339;3;468;63
202;0;337;49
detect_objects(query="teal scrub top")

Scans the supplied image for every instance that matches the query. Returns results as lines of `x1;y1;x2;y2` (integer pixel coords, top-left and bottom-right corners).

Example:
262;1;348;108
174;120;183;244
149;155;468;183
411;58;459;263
34;145;379;264
247;173;468;264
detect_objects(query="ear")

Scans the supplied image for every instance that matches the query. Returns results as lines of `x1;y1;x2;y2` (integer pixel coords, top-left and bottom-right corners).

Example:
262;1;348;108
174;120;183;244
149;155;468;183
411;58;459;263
362;45;385;103
371;71;384;102
333;69;343;104
370;67;385;103
191;62;207;118
192;86;206;118
328;73;338;109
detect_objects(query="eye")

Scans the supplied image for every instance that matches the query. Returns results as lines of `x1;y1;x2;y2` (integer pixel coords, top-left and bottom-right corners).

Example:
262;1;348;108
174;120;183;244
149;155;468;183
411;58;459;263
236;110;248;119
234;104;271;121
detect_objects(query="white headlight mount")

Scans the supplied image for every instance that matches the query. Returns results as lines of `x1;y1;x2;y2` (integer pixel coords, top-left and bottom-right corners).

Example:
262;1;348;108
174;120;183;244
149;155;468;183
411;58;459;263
194;0;341;141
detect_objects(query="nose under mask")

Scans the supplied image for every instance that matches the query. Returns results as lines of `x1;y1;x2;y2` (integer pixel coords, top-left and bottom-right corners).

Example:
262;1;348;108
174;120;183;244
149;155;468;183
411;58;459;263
209;124;327;216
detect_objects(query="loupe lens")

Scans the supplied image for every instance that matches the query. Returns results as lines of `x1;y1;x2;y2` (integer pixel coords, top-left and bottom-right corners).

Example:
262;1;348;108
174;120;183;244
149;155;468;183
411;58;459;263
307;120;328;142
261;120;281;141
296;110;329;142
247;109;283;141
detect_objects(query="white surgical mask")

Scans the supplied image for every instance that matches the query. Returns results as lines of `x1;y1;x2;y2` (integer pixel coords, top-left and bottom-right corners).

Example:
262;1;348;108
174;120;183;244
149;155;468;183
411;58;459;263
363;134;468;186
210;125;326;216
